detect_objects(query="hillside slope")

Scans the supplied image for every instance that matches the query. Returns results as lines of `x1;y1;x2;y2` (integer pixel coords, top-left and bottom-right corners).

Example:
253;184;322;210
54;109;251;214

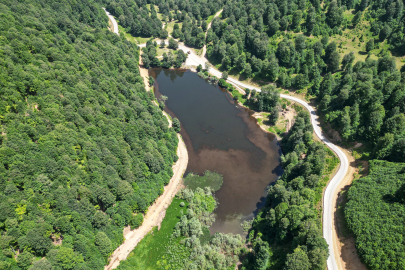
0;0;179;269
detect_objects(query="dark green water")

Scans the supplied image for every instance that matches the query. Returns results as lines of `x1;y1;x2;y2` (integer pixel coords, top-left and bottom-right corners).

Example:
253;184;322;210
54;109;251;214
151;68;283;235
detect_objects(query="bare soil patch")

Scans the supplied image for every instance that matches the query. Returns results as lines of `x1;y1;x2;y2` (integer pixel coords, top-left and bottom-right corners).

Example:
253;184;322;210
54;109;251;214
252;104;297;137
139;65;150;91
333;148;368;270
283;106;296;132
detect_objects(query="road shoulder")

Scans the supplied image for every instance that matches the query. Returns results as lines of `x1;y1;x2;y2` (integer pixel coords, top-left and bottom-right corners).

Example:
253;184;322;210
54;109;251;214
332;147;368;270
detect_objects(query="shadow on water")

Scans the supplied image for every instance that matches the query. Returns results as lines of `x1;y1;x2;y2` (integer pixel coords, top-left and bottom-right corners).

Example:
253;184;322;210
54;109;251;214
150;68;283;236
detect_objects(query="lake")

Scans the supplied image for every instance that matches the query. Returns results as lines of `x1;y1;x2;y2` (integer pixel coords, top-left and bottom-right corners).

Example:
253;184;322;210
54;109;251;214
151;68;283;235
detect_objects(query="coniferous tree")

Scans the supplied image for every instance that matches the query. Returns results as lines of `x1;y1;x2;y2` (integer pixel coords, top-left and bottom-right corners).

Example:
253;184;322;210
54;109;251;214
366;39;374;52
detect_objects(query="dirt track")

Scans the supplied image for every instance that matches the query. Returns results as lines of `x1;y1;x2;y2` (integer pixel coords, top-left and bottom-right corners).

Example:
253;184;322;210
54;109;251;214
104;66;188;270
202;9;223;57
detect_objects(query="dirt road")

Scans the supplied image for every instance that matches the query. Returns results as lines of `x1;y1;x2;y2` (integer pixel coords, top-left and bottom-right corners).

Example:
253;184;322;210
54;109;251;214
104;19;188;269
332;149;368;270
202;9;223;57
103;8;118;34
104;133;187;270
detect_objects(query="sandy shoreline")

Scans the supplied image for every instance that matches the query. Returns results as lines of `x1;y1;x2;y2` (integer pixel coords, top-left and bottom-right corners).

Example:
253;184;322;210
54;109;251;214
104;66;188;270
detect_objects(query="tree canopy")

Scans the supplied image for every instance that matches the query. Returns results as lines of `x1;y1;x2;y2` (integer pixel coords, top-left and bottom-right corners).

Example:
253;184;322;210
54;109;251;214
241;112;337;270
345;160;405;270
0;0;179;269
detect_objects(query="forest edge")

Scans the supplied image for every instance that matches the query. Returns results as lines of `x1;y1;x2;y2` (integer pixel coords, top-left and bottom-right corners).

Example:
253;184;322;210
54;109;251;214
104;7;350;270
103;9;189;269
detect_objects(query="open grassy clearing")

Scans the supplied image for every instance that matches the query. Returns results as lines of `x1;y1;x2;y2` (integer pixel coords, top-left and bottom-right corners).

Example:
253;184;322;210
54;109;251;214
330;25;405;67
117;197;189;270
156;46;174;57
206;14;215;24
154;5;164;20
165;19;185;40
119;25;150;44
165;20;182;35
251;98;302;137
120;25;177;57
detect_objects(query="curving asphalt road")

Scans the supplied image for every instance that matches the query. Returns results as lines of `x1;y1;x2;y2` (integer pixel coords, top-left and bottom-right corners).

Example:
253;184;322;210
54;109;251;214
204;65;346;270
105;8;347;270
103;8;119;35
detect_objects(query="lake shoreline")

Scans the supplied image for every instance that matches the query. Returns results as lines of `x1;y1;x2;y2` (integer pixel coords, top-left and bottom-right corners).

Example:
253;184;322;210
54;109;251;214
149;68;283;235
105;65;189;270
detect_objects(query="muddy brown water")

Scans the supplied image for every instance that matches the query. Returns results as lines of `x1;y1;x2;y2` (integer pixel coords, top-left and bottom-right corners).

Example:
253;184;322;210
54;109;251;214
151;68;282;235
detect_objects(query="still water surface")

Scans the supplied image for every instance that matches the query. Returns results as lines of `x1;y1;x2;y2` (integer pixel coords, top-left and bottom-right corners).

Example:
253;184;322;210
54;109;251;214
151;69;283;235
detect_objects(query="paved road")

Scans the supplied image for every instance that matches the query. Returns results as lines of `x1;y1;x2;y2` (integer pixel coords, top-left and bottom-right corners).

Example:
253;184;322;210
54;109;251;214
139;41;346;269
140;42;346;270
103;8;119;35
204;62;346;270
205;65;346;270
107;8;347;270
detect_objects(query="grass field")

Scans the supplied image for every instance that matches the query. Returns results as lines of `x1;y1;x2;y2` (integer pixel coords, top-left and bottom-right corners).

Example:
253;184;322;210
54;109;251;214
119;25;150;45
206;14;215;24
117;197;189;270
267;117;288;136
330;20;405;67
156;46;173;57
165;20;183;36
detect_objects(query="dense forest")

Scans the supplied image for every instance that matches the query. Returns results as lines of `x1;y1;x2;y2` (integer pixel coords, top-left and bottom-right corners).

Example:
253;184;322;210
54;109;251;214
106;0;225;48
241;111;338;270
203;0;405;161
318;56;405;161
106;0;165;38
208;0;405;76
345;160;405;270
0;0;179;269
207;0;347;77
367;0;405;52
153;0;225;21
2;0;405;268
